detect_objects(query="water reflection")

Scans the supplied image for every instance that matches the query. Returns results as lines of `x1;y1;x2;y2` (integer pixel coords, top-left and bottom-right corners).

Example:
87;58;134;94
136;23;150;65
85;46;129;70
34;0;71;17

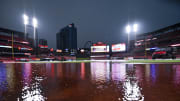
123;77;144;101
56;63;63;78
23;63;32;85
135;65;143;82
91;62;110;83
123;64;144;101
51;64;55;78
173;65;180;85
17;64;47;101
81;63;85;79
17;76;47;101
150;64;157;84
90;62;144;101
6;64;15;92
0;64;8;100
145;64;150;83
0;62;180;101
112;63;126;82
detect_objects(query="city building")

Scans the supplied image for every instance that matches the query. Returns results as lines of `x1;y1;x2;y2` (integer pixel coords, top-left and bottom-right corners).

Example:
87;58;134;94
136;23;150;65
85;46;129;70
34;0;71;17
38;39;49;55
56;23;77;50
39;39;48;48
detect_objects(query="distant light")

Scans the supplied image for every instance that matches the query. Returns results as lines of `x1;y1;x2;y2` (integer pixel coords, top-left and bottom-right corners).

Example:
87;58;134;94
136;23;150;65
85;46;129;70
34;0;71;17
133;24;138;32
23;14;29;25
21;48;28;50
150;48;157;50
32;17;38;28
21;41;29;44
152;37;157;40
146;39;151;41
28;48;33;51
24;53;31;56
39;45;48;48
171;44;180;47
80;49;85;53
146;48;150;51
0;45;12;48
68;24;72;27
56;49;62;53
50;48;54;52
126;25;131;34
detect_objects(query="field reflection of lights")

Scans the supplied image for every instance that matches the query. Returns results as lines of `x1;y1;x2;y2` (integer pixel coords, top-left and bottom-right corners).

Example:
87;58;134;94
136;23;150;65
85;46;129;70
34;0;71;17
123;64;144;101
23;63;32;85
112;63;126;82
6;64;15;92
123;77;144;101
91;62;110;83
0;64;8;95
17;76;47;101
173;65;180;85
81;63;85;79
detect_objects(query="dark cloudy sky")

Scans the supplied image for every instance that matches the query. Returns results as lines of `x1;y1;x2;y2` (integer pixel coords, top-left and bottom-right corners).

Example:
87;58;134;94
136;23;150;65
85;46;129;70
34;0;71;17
0;0;180;49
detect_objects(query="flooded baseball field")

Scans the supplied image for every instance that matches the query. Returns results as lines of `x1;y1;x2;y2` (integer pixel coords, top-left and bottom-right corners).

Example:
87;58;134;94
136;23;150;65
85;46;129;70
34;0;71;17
0;62;180;101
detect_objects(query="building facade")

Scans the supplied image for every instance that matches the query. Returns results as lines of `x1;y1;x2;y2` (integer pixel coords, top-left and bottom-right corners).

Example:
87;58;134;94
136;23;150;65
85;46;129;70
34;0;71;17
39;39;48;48
133;23;180;58
56;23;77;50
38;39;49;55
0;27;33;60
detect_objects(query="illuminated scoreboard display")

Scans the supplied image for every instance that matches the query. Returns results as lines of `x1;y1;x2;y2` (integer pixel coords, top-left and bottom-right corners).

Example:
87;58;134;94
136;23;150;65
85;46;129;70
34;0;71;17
112;43;126;52
91;45;109;53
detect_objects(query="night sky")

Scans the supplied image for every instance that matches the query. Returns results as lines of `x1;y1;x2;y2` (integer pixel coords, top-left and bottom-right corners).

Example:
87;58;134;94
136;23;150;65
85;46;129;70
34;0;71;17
0;0;180;49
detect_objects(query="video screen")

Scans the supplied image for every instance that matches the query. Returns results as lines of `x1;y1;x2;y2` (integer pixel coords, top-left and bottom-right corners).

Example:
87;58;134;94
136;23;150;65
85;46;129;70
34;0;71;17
112;43;126;52
91;45;109;53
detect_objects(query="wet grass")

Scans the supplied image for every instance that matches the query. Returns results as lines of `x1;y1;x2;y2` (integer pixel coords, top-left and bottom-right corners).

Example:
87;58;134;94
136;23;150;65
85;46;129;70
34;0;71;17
13;60;91;64
127;59;180;63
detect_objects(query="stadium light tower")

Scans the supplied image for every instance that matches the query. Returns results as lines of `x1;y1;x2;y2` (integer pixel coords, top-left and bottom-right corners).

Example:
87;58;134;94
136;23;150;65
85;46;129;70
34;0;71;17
32;17;38;56
126;25;131;34
32;17;38;40
126;25;131;51
23;14;29;39
133;24;138;42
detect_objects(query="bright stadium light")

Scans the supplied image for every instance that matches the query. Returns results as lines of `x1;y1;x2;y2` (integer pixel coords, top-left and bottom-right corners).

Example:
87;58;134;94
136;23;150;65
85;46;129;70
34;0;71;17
125;25;131;52
133;24;138;42
23;14;29;39
23;14;29;25
32;17;39;57
32;17;38;28
133;24;138;32
126;25;131;34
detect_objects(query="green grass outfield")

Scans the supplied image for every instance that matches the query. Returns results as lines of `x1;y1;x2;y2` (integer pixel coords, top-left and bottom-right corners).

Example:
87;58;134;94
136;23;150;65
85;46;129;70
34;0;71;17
127;59;180;63
13;60;91;64
6;59;180;64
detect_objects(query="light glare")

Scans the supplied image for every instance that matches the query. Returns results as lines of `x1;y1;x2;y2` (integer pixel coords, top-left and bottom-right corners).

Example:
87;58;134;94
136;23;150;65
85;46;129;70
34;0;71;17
133;24;138;32
33;17;38;28
126;25;131;34
23;14;29;25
